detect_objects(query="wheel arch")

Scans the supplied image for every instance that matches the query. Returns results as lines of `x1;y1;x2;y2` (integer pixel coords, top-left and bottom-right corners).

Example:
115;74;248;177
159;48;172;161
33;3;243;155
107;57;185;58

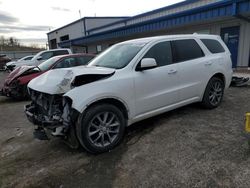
201;72;226;100
82;97;129;120
211;72;226;86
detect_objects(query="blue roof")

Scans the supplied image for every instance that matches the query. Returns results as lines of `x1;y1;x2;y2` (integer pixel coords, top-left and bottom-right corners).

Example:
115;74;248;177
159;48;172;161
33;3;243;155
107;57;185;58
58;0;250;47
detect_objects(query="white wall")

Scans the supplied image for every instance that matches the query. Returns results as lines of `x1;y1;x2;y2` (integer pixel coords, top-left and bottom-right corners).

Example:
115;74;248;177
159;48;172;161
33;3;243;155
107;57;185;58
48;17;128;48
48;21;85;42
85;18;126;33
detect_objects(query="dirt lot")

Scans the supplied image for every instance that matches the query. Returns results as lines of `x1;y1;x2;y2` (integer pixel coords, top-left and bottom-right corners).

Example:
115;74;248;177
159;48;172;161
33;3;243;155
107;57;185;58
1;71;250;188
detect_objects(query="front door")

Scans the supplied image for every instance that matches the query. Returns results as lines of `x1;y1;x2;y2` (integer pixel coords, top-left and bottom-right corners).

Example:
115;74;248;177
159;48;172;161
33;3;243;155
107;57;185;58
134;41;180;116
221;26;240;68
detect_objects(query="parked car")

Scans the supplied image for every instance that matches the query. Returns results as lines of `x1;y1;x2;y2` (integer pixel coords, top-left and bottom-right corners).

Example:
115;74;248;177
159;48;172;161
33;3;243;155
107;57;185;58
1;53;95;99
25;34;232;154
7;48;72;70
0;54;11;70
6;55;34;71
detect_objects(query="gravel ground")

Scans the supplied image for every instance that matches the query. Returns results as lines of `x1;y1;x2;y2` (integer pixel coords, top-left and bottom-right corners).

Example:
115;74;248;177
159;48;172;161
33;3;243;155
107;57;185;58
0;71;250;188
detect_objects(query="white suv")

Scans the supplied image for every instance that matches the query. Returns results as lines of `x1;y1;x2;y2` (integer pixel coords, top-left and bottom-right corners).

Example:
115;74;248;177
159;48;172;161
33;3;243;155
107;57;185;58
6;48;72;70
25;34;232;153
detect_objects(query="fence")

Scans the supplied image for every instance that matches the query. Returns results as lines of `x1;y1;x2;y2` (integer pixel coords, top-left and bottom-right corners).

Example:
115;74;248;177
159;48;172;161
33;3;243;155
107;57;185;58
0;51;41;60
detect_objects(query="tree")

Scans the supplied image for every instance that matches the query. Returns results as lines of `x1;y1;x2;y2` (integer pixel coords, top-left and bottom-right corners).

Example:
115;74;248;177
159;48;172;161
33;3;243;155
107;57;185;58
7;37;19;47
0;36;6;46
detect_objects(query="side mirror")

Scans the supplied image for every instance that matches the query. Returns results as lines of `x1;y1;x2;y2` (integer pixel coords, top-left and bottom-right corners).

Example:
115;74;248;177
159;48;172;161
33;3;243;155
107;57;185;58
137;58;157;71
37;56;43;61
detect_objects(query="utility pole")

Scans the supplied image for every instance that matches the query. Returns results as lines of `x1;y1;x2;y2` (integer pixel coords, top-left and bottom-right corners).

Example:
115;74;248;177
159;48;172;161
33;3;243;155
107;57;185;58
79;10;82;19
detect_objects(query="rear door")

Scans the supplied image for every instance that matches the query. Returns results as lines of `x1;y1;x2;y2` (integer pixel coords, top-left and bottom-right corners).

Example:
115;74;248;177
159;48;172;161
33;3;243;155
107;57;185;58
134;41;180;116
171;39;208;102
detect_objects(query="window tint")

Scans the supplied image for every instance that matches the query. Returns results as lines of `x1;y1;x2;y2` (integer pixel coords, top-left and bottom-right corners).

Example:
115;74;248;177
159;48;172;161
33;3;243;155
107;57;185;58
54;57;77;68
76;56;94;66
143;41;172;67
53;50;69;56
171;39;204;63
40;51;53;60
201;39;225;54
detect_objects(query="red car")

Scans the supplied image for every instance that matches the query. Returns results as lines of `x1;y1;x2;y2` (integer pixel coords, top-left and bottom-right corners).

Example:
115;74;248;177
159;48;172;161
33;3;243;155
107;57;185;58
1;53;95;99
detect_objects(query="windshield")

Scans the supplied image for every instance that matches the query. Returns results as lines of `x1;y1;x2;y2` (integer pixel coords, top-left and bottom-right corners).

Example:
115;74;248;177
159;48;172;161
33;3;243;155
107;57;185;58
38;56;60;71
89;43;146;69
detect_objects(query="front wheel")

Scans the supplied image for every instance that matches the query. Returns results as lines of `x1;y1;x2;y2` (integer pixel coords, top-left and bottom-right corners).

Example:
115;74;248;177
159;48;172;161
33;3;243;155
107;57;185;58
76;104;126;154
202;77;224;109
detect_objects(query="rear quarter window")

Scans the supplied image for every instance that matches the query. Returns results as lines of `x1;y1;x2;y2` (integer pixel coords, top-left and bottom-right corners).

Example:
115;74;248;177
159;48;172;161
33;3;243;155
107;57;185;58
171;39;204;63
201;39;225;54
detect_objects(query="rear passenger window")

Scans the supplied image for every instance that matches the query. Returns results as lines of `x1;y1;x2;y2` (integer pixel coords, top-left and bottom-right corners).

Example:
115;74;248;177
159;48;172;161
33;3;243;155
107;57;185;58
143;41;172;67
201;39;225;54
171;39;204;63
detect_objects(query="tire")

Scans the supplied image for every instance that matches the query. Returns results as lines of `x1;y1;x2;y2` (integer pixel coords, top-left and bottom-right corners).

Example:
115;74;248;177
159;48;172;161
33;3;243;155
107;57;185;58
202;77;225;109
76;103;126;154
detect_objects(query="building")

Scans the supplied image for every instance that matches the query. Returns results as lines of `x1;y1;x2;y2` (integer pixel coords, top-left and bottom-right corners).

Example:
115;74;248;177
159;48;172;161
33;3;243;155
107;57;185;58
47;17;129;52
47;0;250;68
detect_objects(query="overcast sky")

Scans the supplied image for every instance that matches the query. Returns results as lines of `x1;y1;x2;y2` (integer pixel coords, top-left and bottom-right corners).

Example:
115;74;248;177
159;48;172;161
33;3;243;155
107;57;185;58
0;0;182;46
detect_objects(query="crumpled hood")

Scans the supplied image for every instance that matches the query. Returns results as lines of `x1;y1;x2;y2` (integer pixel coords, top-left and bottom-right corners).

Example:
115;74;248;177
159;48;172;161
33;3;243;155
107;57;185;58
5;65;36;85
28;66;115;94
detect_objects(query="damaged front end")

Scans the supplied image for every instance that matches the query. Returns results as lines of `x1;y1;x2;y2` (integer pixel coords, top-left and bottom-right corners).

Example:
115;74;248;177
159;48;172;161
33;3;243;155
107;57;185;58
1;65;39;99
1;79;26;98
24;89;80;148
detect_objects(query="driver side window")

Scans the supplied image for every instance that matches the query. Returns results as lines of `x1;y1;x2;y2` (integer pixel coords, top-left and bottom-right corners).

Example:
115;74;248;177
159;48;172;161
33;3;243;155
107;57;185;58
143;41;172;67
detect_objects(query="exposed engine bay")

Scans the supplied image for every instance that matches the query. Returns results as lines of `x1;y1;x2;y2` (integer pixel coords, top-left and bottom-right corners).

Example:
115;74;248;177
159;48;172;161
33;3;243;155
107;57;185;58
25;88;79;147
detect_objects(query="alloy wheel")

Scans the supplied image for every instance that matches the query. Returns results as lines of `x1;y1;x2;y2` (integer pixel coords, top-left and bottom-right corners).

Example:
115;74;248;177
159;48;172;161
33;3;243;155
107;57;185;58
208;81;223;106
87;111;120;147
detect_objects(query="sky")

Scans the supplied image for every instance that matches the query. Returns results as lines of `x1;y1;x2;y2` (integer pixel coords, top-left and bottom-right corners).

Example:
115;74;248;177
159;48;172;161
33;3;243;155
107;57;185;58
0;0;183;47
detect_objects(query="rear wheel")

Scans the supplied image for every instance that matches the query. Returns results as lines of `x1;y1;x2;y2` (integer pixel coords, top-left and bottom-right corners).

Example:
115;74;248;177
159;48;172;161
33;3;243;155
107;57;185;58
76;103;126;154
202;77;224;109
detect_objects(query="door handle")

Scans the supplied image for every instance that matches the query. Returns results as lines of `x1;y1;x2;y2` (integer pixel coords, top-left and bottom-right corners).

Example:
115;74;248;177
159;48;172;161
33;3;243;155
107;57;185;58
168;69;177;74
205;61;212;66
